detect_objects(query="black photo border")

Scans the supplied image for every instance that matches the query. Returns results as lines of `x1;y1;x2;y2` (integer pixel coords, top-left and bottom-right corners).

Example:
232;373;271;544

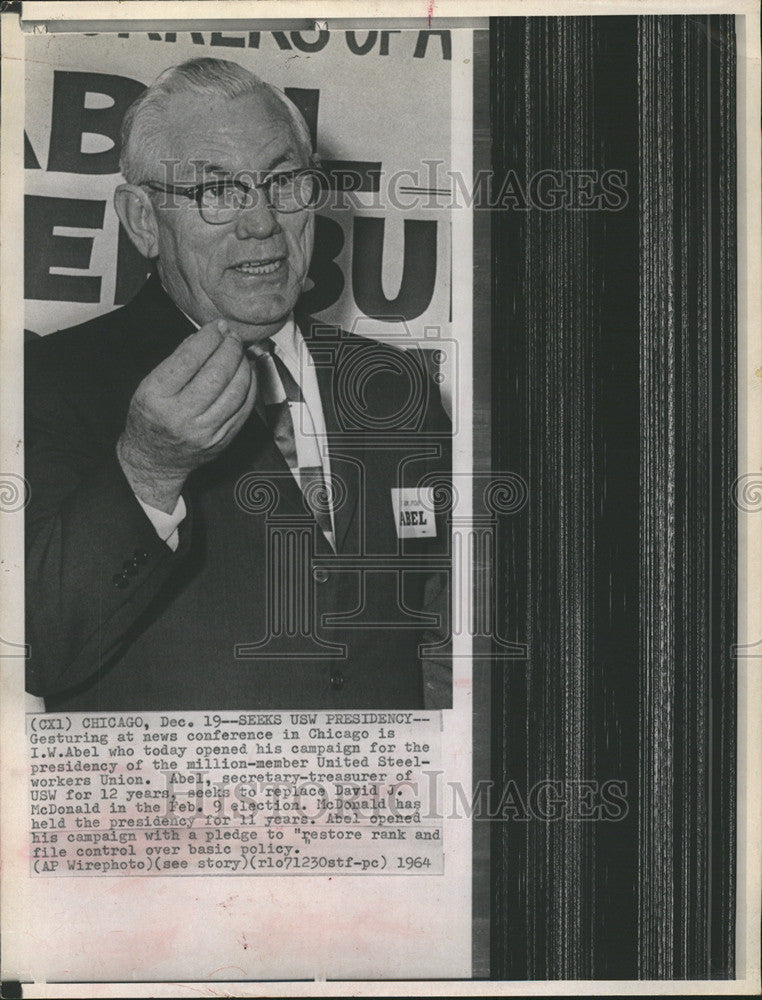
490;13;738;981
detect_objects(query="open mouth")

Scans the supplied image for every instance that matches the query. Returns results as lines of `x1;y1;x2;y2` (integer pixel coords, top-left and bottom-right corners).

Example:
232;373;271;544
229;258;285;275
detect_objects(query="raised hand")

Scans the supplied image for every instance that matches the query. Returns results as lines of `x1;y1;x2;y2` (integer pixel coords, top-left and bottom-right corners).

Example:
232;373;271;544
116;319;257;511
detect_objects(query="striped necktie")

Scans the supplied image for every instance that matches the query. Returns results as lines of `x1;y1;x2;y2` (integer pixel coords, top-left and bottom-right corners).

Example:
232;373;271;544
251;338;335;549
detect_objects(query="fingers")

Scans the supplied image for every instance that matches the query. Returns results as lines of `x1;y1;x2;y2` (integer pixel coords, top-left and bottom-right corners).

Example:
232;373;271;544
210;364;258;447
151;320;227;394
201;353;254;427
180;331;247;413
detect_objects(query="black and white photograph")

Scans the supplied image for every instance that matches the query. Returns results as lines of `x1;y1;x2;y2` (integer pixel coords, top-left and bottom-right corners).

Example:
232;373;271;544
22;28;455;714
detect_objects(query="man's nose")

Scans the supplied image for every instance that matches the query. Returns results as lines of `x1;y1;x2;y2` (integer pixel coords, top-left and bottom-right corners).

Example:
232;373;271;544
233;189;280;239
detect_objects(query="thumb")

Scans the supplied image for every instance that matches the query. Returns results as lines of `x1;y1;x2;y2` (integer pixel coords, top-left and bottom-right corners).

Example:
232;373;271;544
220;319;247;345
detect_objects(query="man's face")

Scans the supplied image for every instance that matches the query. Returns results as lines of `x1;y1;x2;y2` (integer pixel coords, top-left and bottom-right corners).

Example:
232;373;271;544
149;89;314;341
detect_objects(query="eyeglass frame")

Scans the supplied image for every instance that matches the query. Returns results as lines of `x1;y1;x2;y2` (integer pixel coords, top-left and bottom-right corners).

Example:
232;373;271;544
140;164;323;223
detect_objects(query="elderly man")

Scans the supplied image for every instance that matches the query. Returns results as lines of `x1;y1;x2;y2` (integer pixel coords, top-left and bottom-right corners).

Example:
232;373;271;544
25;57;451;712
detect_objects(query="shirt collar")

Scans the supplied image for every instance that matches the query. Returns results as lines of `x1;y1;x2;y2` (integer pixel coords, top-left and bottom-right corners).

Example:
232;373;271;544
269;315;300;364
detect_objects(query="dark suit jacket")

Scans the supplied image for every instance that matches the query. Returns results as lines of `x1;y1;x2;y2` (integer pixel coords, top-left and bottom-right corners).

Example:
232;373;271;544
25;277;451;711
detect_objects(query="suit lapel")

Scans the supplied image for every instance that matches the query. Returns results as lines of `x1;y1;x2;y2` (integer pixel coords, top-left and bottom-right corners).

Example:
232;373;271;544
297;314;361;555
217;403;312;514
126;274;195;362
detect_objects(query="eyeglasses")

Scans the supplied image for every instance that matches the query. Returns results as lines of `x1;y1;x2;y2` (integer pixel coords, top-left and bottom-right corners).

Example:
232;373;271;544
142;167;321;224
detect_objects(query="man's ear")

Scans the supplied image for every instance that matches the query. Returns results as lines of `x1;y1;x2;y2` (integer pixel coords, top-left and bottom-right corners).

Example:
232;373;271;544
114;184;160;259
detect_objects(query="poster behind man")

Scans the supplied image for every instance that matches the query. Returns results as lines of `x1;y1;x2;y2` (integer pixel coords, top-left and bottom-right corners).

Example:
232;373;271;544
24;29;453;362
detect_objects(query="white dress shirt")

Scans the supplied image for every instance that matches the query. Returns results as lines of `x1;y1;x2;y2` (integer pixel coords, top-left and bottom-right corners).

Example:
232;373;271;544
136;315;333;551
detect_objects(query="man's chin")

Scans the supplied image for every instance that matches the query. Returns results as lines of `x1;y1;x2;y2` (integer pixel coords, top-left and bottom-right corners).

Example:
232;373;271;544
222;303;298;341
219;294;296;336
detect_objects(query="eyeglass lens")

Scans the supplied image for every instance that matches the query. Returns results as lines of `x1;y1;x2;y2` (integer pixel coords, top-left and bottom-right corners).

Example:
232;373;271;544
199;173;316;220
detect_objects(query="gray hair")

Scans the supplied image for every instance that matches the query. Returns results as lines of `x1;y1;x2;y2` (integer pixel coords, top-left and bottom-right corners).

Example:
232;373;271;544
119;57;313;183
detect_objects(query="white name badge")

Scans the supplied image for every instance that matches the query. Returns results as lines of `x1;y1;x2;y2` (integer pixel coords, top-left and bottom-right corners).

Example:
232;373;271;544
390;487;436;539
